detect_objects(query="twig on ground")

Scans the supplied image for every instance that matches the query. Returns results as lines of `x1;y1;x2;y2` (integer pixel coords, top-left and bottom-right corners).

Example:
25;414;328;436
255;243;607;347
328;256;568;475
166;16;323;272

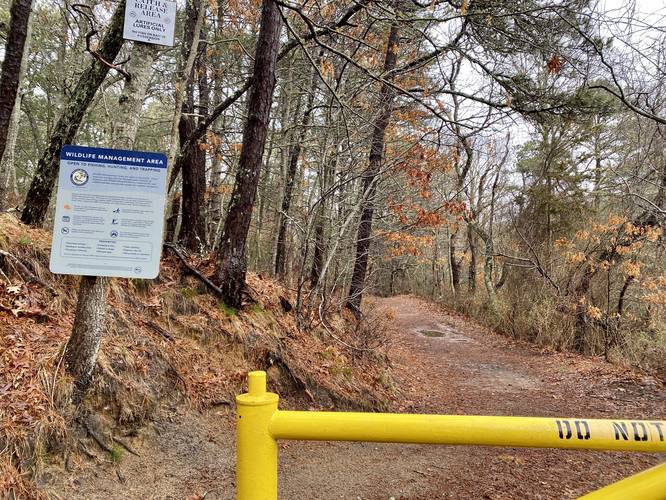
0;249;56;293
143;320;175;342
112;436;140;456
164;243;224;297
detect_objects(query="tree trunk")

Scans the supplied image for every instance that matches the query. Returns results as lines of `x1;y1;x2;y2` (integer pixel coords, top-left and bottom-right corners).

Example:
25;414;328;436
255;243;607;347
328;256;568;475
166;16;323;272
216;0;282;308
274;59;318;277
467;224;477;293
65;276;108;404
0;0;32;164
64;39;158;403
310;138;338;287
0;95;22;209
0;10;32;210
345;21;400;317
178;0;208;251
114;43;159;148
206;6;228;248
20;0;126;226
449;225;462;295
431;230;441;297
165;193;181;243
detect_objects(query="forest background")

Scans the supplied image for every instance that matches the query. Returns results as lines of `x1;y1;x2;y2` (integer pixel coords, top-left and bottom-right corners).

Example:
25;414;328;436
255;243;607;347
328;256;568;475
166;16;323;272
1;0;665;419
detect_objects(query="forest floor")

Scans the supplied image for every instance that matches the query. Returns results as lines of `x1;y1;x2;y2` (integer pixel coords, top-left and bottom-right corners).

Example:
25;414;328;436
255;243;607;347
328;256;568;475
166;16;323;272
42;295;664;499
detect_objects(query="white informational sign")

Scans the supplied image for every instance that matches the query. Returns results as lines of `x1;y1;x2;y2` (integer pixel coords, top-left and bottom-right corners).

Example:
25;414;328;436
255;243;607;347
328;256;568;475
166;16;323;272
123;0;177;47
50;145;168;279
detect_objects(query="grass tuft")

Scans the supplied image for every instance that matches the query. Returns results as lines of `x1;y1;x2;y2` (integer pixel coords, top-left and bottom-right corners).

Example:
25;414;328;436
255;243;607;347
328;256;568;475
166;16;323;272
109;445;124;464
218;301;237;317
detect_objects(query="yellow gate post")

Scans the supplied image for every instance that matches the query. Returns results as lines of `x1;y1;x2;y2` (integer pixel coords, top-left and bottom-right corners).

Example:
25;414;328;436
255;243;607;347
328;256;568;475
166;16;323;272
236;371;279;500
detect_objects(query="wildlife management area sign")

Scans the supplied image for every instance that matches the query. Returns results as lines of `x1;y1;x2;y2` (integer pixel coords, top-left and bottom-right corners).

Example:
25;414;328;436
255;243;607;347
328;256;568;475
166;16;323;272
49;145;168;280
123;0;177;47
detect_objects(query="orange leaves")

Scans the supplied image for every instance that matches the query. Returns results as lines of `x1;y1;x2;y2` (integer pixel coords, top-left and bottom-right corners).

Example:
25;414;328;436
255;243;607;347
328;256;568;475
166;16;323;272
642;276;666;306
394;107;430;127
413;207;445;227
546;54;565;75
586;304;603;320
643;293;666;305
644;276;666;290
381;231;433;257
320;59;335;80
645;226;663;242
394;144;454;206
619;261;641;279
388;196;465;229
406;167;432;198
565;251;586;265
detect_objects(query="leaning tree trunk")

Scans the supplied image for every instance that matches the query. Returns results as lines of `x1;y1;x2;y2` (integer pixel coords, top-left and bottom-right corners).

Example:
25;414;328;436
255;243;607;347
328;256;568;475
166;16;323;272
216;0;282;309
345;21;400;317
0;0;33;165
20;0;126;226
274;59;319;277
65;41;159;404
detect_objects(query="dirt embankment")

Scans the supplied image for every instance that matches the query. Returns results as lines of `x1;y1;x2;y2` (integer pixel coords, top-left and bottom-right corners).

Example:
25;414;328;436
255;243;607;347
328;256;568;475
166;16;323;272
39;295;665;499
0;214;394;498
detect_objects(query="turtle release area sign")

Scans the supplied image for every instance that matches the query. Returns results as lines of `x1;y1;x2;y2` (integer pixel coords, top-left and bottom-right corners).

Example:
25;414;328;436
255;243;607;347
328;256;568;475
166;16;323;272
123;0;177;46
50;145;168;279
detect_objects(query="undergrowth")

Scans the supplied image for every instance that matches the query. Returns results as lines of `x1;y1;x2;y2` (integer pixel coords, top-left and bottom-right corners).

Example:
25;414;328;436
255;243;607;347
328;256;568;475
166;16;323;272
439;278;666;378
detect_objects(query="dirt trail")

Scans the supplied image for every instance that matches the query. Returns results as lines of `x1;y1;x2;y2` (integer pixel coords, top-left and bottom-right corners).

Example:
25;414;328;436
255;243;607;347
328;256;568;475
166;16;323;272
45;296;665;499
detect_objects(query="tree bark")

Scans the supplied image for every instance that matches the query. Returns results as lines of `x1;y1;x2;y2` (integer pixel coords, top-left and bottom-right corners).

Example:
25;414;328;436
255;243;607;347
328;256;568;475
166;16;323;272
20;0;126;226
467;224;477;293
178;1;208;251
114;43;159;148
0;95;23;209
216;0;282;308
449;227;462;295
346;21;400;316
310;143;337;287
0;0;32;164
0;8;32;210
65;275;109;405
206;4;228;248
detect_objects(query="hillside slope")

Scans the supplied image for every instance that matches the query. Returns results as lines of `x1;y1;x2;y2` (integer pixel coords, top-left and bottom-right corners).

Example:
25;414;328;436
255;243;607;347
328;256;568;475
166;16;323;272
0;214;394;497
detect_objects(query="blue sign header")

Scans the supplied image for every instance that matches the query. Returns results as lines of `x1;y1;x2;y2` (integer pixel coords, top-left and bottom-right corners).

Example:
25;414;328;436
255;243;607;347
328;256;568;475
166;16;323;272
60;144;167;169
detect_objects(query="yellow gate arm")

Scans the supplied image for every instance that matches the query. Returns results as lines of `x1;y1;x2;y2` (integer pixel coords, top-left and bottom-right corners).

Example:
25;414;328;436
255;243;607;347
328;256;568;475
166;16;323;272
579;462;666;500
270;411;666;451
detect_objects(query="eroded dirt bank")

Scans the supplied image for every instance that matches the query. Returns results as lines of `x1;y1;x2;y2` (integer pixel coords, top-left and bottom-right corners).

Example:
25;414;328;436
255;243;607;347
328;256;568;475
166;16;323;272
44;295;664;499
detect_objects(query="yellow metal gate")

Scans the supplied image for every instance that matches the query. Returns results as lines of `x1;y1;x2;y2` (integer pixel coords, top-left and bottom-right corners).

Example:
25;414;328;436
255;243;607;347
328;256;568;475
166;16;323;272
236;371;666;499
